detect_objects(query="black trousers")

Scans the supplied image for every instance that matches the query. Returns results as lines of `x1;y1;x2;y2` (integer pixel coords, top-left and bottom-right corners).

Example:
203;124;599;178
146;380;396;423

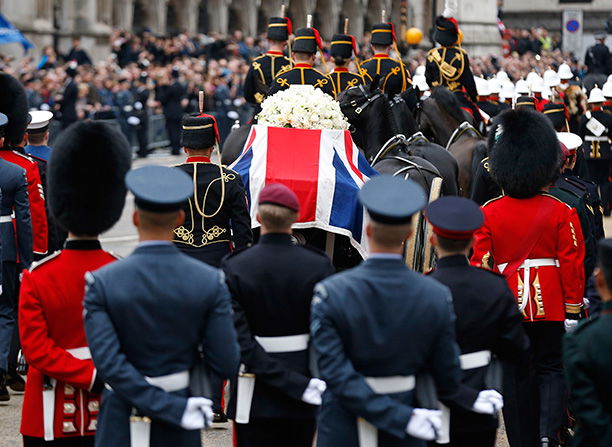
503;322;566;446
136;119;149;157
23;436;94;446
234;418;316;447
165;117;182;155
585;159;611;214
0;262;17;372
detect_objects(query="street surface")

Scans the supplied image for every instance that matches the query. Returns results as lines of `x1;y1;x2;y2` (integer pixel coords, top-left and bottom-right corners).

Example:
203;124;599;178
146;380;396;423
1;151;608;446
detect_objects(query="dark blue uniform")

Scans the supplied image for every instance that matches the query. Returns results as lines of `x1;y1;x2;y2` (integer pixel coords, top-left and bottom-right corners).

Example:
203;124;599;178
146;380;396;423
311;256;462;447
428;255;530;447
222;233;334;446
0;158;32;375
84;242;240;447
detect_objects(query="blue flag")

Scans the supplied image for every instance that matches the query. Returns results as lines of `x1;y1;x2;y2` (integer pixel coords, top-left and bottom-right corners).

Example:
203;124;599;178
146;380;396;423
0;13;33;52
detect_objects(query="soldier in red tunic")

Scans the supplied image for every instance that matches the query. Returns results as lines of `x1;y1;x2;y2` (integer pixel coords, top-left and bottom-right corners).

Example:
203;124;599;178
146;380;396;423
471;109;585;447
18;121;131;447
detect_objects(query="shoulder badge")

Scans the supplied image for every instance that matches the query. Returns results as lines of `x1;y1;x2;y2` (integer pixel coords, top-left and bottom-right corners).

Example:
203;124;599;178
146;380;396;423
30;250;62;271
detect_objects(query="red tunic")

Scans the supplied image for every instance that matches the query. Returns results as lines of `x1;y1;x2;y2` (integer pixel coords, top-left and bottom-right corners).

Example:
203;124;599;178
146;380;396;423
0;149;48;256
471;194;584;322
19;241;117;439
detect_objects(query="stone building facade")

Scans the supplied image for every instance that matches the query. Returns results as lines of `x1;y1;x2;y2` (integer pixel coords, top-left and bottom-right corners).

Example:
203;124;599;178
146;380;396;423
0;0;502;61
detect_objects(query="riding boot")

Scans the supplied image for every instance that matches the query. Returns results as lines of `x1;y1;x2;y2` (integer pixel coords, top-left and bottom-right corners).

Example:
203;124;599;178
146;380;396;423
0;369;9;401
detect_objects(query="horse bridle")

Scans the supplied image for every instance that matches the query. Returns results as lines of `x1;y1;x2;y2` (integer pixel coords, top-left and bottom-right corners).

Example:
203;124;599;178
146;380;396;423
349;84;384;115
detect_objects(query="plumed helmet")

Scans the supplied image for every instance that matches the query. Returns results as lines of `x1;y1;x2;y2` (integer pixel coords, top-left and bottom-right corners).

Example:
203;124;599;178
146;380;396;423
488;108;561;198
330;33;357;59
292;27;322;54
267;17;291;41
48;121;132;235
0;73;30;146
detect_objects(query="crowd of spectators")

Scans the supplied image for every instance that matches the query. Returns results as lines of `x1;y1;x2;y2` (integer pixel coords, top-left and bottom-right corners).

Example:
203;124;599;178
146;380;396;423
0;26;597;150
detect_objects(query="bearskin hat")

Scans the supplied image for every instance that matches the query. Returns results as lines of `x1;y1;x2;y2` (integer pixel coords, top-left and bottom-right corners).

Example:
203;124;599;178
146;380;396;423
0;73;30;146
488;108;561;198
48;121;132;235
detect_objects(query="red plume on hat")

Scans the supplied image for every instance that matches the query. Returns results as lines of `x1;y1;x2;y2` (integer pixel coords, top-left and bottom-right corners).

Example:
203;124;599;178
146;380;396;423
285;17;293;35
197;113;220;144
388;23;397;42
442;0;459;31
311;27;323;50
350;35;358;57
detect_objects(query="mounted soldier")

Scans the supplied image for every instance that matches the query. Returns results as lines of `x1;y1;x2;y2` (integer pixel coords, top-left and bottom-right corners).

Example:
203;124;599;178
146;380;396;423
330;23;364;95
425;1;482;126
243;15;292;112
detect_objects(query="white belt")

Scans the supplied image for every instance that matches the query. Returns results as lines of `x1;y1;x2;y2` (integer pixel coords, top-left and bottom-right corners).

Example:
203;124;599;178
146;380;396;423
115;370;189;447
0;212;15;223
459;350;491;370
497;259;559;312
254;334;310;353
585;136;609;142
236;334;310;424
43;347;93;441
358;375;415;447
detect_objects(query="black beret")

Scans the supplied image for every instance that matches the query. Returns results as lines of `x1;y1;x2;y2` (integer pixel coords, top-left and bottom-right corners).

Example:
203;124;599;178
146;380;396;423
0;73;30;146
180;114;219;149
48;121;132;235
488;108;561;198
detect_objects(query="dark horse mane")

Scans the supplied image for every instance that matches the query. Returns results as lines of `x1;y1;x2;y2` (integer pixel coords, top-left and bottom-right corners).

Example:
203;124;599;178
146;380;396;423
430;87;466;124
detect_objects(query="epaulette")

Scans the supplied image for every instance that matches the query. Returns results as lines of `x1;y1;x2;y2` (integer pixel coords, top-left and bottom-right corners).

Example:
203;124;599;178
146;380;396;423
12;151;36;163
482;195;503;207
30;250;61;271
541;192;572;208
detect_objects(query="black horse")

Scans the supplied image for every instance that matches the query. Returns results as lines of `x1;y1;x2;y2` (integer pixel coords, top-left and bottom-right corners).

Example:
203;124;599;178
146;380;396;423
338;83;459;196
417;87;487;196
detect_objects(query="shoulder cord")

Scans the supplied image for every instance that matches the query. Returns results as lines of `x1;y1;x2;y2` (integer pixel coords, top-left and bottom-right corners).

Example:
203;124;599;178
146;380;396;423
193;144;226;218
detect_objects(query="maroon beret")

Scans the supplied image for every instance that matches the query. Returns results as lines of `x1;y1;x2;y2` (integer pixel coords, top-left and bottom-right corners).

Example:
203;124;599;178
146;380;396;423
258;183;300;212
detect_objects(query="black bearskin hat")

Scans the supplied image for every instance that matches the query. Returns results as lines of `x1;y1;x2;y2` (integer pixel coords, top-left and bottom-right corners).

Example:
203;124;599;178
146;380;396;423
0;73;30;146
331;33;357;59
434;16;459;46
48;121;132;235
371;23;395;46
488;109;561;198
292;27;322;54
181;114;219;149
543;103;566;131
267;17;291;41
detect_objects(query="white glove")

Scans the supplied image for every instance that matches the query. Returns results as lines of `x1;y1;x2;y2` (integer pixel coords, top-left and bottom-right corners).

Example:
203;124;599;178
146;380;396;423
180;397;214;430
472;390;504;415
564;319;579;332
583;297;590;309
405;408;442;441
301;378;327;405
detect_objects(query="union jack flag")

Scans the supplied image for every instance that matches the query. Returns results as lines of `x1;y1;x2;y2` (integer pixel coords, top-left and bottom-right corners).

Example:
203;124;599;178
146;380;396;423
230;125;378;257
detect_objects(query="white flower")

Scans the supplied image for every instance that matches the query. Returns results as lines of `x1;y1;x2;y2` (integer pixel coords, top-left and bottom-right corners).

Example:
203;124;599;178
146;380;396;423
257;85;349;130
